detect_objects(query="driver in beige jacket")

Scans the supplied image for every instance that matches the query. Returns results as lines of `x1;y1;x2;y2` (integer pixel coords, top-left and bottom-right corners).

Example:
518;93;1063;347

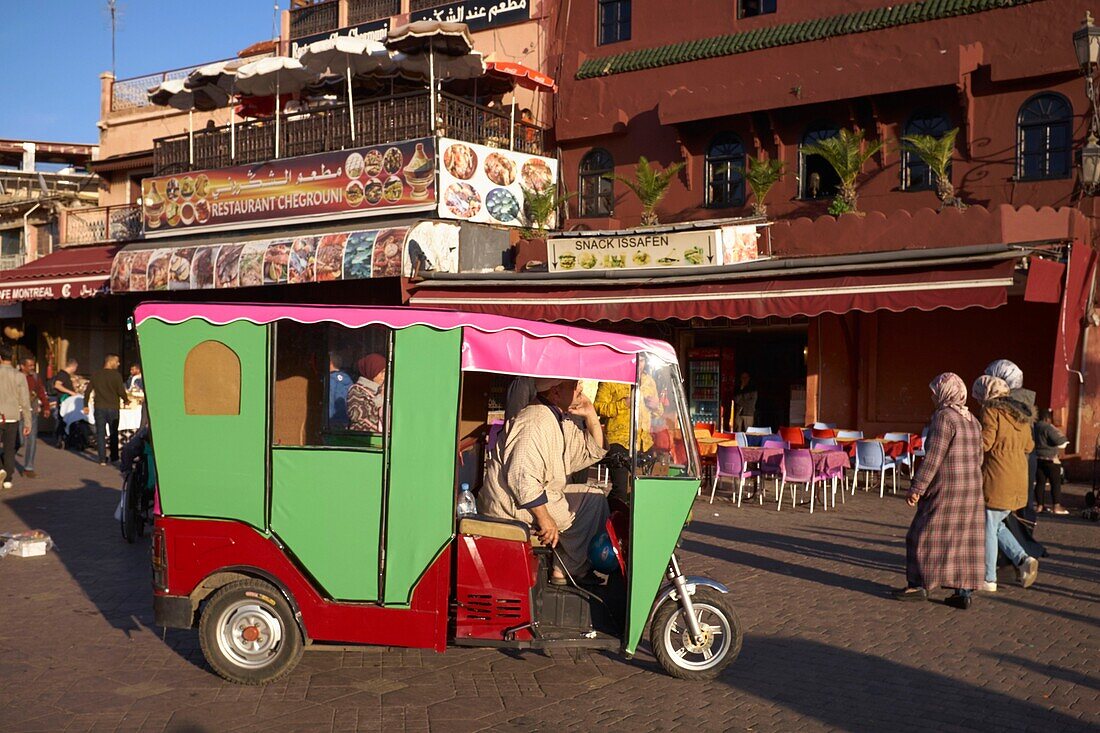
479;378;608;585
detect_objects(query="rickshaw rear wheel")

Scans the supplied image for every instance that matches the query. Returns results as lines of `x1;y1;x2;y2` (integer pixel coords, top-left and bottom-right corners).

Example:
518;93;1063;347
199;579;303;685
650;587;742;680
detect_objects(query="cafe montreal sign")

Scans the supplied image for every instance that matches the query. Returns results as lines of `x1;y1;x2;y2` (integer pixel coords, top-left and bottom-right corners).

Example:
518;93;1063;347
548;224;762;273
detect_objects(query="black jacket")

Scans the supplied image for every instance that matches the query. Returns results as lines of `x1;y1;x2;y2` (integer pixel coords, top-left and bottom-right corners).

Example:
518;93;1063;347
1033;421;1068;461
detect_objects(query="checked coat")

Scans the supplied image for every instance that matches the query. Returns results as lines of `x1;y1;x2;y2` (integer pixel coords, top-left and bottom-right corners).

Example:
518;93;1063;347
906;406;986;591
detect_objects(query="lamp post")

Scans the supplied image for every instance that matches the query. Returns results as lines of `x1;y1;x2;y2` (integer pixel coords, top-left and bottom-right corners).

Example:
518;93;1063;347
1074;12;1100;194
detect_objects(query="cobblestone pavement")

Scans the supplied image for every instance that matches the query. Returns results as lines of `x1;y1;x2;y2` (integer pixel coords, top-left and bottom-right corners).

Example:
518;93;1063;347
1;445;1098;732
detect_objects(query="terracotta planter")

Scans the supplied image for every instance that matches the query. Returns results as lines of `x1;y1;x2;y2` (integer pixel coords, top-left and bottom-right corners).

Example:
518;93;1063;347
514;236;548;272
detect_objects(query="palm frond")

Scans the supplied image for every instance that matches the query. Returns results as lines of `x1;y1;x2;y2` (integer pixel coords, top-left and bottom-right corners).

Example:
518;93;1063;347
801;128;882;185
609;156;685;224
901;128;958;179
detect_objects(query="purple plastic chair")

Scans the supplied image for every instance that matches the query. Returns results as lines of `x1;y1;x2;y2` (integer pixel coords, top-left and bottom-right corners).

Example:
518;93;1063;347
710;445;758;506
816;443;847;505
778;448;824;513
758;440;787;501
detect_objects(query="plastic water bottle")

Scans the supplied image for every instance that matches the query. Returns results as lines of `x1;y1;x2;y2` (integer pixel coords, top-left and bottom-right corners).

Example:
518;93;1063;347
457;483;477;517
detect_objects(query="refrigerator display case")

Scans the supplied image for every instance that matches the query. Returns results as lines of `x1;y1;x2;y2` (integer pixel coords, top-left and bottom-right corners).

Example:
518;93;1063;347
687;348;721;426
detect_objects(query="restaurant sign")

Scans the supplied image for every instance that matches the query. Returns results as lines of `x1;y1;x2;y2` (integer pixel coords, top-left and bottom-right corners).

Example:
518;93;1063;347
437;138;557;227
0;279;105;303
111;226;409;293
411;0;529;31
290;19;391;58
548;224;761;273
141;138;436;237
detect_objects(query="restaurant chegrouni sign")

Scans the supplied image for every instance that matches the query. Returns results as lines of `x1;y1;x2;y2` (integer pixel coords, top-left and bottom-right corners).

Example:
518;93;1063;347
547;224;762;273
142;139;436;236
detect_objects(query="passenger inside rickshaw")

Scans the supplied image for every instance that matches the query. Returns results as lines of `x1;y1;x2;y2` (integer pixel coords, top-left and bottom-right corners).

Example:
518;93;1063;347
273;321;390;449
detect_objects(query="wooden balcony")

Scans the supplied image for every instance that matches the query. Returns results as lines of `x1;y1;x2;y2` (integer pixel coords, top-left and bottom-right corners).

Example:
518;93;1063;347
289;0;340;39
61;204;143;245
348;0;400;24
152;91;548;176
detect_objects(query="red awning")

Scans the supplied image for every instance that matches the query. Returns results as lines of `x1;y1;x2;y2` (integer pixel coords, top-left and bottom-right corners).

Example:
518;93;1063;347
408;260;1017;322
0;244;118;302
485;61;556;92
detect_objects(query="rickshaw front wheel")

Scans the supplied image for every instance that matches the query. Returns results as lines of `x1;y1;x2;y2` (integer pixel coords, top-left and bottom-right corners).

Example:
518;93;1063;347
651;587;742;680
199;579;304;685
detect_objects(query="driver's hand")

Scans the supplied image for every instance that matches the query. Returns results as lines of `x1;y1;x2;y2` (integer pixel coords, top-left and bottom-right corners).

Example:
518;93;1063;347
537;518;560;547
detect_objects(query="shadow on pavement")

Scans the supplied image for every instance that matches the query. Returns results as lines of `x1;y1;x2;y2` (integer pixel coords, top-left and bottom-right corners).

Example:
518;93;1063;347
981;650;1100;692
723;636;1093;730
4;480;154;638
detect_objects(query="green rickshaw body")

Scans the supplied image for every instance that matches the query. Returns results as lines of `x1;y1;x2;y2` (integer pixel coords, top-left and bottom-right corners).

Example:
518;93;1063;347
137;302;731;683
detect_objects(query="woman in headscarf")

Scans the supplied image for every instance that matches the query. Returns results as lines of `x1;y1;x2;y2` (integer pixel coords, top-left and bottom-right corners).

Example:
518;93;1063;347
972;376;1039;593
897;373;985;609
985;359;1038;519
347;353;387;433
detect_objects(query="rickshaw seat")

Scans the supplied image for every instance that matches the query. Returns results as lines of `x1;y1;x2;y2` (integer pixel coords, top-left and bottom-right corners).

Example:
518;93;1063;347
458;515;530;544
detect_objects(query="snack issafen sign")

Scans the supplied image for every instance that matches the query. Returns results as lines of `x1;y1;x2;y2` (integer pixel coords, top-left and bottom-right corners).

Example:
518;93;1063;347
548;225;761;272
141;139;435;237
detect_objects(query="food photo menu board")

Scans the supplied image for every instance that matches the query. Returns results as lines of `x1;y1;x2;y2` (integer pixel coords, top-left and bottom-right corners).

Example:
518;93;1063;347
110;226;409;292
142;139;435;236
437;138;558;228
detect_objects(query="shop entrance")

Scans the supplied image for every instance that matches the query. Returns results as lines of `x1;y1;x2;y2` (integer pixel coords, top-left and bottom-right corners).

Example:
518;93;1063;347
686;324;808;432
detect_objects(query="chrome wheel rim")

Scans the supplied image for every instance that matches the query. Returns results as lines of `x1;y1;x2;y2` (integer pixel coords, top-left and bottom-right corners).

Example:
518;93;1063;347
662;602;732;671
215;601;283;669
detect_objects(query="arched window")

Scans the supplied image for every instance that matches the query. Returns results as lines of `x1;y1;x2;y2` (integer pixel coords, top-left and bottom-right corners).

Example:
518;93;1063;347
1017;93;1073;180
902;111;952;191
579;148;614;217
800;122;841;200
184;341;241;415
705;133;745;208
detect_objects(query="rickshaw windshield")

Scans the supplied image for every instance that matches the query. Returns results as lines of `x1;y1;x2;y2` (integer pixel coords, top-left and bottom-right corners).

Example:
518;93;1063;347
639;352;699;478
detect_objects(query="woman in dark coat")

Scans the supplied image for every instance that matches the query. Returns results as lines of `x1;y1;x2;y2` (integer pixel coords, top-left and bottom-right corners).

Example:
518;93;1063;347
897;373;986;609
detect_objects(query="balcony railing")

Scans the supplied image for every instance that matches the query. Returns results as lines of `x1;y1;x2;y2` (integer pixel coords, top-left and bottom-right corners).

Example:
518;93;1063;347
152;91;547;175
410;0;446;10
290;0;340;39
0;171;97;201
348;0;400;24
0;254;26;271
61;204;143;245
111;57;242;113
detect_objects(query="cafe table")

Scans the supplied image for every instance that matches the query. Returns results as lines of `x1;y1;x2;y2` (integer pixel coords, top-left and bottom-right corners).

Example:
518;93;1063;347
730;444;851;475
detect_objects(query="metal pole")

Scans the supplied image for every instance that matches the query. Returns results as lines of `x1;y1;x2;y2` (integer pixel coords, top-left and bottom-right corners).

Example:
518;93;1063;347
429;39;436;134
188;109;194;167
230;105;236;161
275;75;281;159
509;97;516;151
347;65;356;142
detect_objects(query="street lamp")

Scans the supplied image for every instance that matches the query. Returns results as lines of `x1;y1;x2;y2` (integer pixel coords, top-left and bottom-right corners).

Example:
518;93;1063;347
1075;12;1100;194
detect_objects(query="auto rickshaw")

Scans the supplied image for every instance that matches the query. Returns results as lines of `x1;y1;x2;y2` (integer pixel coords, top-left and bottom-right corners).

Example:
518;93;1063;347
138;302;741;684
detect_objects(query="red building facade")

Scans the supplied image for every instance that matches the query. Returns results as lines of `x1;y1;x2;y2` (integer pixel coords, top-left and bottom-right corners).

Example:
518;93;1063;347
413;0;1100;473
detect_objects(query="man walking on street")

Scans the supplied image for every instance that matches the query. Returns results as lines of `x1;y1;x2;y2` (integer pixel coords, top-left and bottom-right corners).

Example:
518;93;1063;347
0;345;31;489
83;354;129;466
20;356;51;478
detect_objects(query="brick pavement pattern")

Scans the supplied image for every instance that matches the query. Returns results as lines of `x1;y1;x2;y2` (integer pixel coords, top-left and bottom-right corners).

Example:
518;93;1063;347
1;446;1098;732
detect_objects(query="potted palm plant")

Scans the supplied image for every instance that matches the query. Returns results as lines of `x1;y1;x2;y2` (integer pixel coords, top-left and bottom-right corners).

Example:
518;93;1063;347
801;127;883;215
901;127;963;209
516;185;574;271
742;157;785;217
609;156;685;226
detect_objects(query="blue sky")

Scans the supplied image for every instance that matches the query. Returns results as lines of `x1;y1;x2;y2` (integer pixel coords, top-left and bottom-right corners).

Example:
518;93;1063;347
0;1;280;143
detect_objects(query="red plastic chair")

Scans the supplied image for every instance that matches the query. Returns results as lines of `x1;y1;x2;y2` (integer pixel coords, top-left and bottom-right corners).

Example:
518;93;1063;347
811;427;837;439
779;426;807;448
694;422;715;435
710;445;759;506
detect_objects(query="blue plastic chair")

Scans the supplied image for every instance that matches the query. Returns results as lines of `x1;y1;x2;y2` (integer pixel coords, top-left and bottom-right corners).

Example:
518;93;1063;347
854;440;897;498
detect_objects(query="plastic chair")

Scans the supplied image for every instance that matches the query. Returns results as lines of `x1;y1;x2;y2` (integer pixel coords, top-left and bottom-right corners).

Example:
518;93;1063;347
745;426;772;435
712;431;736;441
732;432;749;447
779;426;807;448
813;422;837;430
883;432;913;477
710;445;759;506
810;437;837;449
811;427;837;439
836;429;864;440
912;426;929;465
778;449;824;513
757;441;786;501
854;440;897;497
816;443;847;504
694;422;715;435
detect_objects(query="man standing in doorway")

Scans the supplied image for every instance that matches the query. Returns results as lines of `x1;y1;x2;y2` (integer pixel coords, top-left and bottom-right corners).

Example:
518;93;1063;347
733;372;758;431
20;356;51;478
0;345;31;489
83;354;129;466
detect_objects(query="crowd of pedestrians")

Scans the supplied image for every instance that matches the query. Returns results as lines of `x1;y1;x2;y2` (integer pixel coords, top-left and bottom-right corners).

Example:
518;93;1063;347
898;359;1053;609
